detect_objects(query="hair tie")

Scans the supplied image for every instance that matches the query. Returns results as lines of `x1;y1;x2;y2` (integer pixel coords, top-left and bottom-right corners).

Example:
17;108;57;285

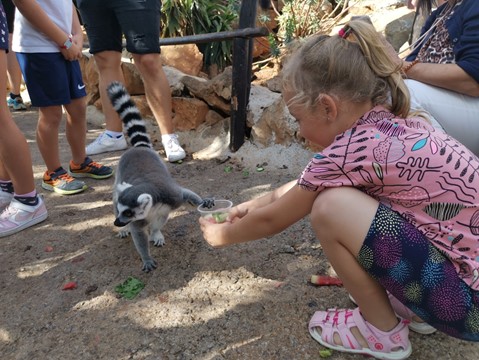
338;26;352;39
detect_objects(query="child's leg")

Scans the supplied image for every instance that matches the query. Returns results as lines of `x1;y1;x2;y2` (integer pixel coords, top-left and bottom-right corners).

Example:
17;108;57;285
37;106;63;173
63;97;87;165
310;187;479;343
0;51;35;195
310;187;399;343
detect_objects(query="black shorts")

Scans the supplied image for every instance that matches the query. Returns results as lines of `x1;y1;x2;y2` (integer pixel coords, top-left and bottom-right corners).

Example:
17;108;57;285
76;0;162;54
0;2;8;51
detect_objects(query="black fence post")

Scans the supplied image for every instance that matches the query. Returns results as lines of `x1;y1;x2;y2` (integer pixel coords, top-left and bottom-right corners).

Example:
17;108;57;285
230;0;258;152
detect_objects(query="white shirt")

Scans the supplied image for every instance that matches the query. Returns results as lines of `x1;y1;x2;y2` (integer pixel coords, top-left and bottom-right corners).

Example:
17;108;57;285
12;0;72;53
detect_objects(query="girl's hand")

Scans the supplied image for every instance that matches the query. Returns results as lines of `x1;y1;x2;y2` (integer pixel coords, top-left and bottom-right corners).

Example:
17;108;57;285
226;205;248;223
199;216;231;248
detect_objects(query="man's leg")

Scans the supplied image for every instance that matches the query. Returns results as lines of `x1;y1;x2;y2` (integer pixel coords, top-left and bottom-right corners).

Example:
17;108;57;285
85;51;128;155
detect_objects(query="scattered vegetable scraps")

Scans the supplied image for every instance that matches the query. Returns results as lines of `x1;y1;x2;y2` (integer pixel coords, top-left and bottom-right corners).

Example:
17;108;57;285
115;277;145;300
310;275;343;286
62;281;77;290
319;348;333;358
224;165;233;173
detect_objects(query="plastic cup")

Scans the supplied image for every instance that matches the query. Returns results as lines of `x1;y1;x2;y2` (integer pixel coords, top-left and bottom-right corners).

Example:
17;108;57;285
197;199;233;223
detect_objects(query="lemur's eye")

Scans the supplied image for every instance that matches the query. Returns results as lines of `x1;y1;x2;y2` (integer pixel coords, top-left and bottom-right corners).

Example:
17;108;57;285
123;209;134;217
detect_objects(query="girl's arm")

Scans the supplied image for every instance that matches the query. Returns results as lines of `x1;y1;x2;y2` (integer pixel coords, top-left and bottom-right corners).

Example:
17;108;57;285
227;179;297;221
200;183;319;248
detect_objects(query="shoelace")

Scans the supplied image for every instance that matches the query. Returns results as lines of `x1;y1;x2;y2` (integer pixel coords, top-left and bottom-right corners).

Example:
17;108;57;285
56;172;75;183
84;160;103;169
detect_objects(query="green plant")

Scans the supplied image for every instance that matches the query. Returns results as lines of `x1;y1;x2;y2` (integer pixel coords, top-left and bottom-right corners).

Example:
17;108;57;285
161;0;240;70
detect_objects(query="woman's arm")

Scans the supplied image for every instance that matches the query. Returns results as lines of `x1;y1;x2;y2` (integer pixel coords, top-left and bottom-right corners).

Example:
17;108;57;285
404;62;479;97
200;183;318;248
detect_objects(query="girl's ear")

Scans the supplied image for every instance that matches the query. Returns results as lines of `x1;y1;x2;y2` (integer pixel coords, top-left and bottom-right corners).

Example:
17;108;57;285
320;95;338;123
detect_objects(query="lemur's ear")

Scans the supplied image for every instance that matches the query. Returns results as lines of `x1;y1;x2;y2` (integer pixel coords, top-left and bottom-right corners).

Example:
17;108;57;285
137;194;153;211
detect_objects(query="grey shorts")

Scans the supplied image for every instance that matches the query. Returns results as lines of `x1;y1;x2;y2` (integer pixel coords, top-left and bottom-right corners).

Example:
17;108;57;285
76;0;162;54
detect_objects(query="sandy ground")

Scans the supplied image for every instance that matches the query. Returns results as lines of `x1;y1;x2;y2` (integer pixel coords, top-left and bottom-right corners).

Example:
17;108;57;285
0;108;478;360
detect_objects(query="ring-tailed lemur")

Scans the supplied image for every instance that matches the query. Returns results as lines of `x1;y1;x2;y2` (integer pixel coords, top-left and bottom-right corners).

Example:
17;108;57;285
107;82;212;272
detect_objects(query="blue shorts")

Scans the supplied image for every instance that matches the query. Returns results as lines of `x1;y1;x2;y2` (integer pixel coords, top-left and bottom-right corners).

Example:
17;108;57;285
15;53;86;107
358;203;479;341
76;0;161;54
0;2;8;51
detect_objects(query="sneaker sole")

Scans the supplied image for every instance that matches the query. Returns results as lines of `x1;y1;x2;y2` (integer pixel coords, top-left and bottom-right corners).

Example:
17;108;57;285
0;211;48;238
85;144;128;156
68;170;114;180
42;182;87;195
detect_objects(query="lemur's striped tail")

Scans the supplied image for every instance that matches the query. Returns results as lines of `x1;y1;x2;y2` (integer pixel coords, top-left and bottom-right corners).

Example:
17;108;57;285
106;81;152;149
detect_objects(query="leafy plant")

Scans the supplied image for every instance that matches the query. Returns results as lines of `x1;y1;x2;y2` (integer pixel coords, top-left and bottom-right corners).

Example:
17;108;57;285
161;0;240;70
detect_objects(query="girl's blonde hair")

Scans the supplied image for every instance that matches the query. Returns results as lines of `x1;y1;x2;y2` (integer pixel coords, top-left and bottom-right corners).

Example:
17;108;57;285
282;20;410;118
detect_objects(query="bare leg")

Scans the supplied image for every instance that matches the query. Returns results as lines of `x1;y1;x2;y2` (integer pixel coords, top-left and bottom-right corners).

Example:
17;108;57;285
310;187;398;346
93;51;124;132
36;106;64;172
0;51;34;194
131;53;173;135
63;97;87;164
6;34;23;96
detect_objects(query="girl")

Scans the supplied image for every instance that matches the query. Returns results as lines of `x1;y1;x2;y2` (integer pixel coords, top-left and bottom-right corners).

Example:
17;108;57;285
199;20;479;359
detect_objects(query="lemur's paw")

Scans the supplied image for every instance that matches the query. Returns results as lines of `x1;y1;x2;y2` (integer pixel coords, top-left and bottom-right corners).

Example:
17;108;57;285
142;259;158;272
117;229;130;238
200;197;215;209
151;233;165;247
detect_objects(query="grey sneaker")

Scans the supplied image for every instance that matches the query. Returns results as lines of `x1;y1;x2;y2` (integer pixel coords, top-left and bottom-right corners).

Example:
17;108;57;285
162;134;186;162
42;168;87;195
86;131;128;155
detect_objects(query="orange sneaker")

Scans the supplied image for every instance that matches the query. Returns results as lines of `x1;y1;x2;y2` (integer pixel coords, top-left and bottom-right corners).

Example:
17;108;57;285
42;167;87;195
68;157;113;179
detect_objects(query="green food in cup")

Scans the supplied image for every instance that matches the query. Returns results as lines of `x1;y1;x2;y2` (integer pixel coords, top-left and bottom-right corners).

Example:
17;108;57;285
212;212;228;223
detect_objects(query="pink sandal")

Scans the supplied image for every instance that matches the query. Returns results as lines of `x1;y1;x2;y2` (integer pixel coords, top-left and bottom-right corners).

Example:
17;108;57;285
309;307;412;360
349;293;437;335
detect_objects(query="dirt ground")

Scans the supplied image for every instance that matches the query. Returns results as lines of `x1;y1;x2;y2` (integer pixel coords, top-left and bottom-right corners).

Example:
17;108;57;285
1;109;479;360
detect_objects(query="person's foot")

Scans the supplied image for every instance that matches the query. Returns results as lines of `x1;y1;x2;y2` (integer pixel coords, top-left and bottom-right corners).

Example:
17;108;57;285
0;191;14;213
86;131;128;155
0;197;48;237
69;157;114;179
162;134;186;162
42;168;87;195
7;95;27;111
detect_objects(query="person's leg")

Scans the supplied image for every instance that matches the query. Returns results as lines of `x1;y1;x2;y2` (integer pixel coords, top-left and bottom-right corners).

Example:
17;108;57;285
405;79;479;156
36;106;64;173
0;52;34;195
6;35;27;111
0;43;46;236
118;0;185;162
310;187;479;347
76;0;128;155
310;187;399;332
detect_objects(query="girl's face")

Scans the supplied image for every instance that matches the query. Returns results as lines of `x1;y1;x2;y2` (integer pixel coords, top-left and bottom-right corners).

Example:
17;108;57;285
284;92;338;148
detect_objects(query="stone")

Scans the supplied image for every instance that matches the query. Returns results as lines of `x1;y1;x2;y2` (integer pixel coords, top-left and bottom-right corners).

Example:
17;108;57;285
171;97;210;131
161;44;203;76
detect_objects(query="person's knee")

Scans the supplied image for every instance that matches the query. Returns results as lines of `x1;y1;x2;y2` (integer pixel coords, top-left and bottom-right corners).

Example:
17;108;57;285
94;51;122;71
132;53;162;75
310;187;353;228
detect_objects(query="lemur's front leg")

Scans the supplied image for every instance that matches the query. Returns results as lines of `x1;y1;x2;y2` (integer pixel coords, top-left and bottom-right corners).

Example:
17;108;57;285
129;222;157;272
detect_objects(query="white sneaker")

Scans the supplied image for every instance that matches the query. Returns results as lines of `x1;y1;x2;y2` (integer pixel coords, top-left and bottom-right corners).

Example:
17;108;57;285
0;197;48;237
162;134;186;162
86;131;128;155
0;191;13;213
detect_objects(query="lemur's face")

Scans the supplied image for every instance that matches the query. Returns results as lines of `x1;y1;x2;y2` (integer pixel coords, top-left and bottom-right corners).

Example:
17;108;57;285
114;193;153;227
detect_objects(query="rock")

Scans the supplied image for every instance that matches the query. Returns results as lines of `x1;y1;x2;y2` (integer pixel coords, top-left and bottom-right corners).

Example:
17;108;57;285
160;44;204;76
